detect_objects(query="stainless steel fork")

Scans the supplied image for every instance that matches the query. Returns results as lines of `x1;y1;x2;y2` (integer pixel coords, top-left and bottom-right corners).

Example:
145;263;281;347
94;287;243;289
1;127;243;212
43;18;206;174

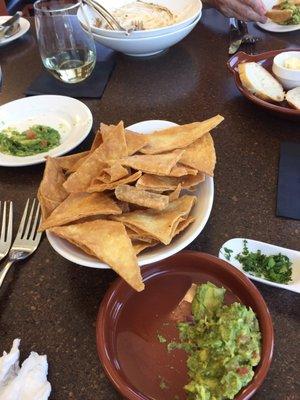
0;199;42;288
0;201;13;261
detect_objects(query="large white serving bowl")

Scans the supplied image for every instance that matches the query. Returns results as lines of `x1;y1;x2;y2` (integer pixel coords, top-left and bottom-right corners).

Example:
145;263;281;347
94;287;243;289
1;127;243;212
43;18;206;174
46;119;214;270
78;0;202;39
90;13;201;57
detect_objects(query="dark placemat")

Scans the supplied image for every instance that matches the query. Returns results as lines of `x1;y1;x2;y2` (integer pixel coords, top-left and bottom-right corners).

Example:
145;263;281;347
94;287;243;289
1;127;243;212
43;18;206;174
25;58;115;99
277;142;300;220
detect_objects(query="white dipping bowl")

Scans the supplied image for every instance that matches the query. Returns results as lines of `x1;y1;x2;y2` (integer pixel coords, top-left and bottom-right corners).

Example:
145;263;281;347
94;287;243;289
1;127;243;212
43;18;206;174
272;51;300;90
78;0;202;39
91;13;201;57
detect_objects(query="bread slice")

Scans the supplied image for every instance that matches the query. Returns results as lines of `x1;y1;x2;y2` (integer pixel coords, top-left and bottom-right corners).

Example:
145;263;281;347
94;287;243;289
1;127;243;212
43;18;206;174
286;87;300;110
266;9;293;23
238;62;285;103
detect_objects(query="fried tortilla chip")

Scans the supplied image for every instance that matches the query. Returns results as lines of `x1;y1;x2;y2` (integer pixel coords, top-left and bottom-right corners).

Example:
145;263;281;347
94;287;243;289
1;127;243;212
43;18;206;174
88;171;142;193
55;151;90;172
120;150;184;176
126;228;155;243
50;220;144;291
174;216;196;236
136;173;205;192
90;128;103;151
169;184;182;202
180;133;216;176
167;164;198;177
140;115;224;154
39;192;122;231
133;240;158;255
100;122;128;160
38;157;68;220
63;146;108;193
98;163;130;183
115;184;169;210
125;130;149;155
113;195;196;245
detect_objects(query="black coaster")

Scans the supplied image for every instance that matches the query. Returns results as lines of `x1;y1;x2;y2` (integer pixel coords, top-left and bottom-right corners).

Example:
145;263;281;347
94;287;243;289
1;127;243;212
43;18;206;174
25;57;115;99
277;142;300;220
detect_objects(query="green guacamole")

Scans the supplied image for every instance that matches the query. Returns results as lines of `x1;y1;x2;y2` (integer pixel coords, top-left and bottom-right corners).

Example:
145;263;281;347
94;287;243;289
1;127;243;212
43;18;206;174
280;1;300;25
0;125;61;157
168;283;261;400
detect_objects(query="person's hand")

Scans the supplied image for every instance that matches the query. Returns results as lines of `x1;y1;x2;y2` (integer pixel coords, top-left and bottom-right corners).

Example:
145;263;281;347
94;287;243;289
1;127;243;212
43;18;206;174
209;0;268;23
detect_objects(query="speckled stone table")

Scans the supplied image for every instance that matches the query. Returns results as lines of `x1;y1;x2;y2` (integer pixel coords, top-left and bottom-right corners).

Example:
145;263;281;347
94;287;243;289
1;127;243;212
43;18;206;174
0;10;299;400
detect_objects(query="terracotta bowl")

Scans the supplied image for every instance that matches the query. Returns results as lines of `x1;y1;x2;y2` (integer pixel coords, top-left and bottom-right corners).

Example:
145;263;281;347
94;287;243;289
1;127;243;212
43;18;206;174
228;48;300;121
96;251;274;400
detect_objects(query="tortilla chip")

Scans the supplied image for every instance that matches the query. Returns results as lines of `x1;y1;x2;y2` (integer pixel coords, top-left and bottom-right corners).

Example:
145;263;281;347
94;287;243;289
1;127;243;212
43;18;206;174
63;146;108;193
39;192;122;231
125;130;149;155
136;173;205;192
169;184;182;202
90;128;103;151
174;216;196;236
168;164;198;177
50;220;144;291
38;157;68;220
113;195;196;245
100;122;128;160
98;163;130;183
179;133;216;176
88;171;142;193
120;150;184;176
115;184;169;210
133;241;158;255
140;115;224;154
126;228;155;243
55;151;90;171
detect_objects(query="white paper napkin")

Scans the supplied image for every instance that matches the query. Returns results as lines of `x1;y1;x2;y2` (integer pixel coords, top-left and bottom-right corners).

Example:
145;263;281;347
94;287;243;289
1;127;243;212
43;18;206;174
0;339;51;400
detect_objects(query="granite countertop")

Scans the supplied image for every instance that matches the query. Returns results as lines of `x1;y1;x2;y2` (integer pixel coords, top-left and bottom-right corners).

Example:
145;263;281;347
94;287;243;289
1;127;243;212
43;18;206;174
0;9;299;400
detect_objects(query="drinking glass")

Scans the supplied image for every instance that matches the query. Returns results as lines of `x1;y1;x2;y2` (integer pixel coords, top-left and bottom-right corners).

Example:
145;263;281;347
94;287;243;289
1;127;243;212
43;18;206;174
34;0;96;84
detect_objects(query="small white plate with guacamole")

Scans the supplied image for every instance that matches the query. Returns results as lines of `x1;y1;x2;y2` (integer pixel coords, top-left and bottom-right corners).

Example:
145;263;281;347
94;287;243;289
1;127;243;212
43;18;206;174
0;95;93;167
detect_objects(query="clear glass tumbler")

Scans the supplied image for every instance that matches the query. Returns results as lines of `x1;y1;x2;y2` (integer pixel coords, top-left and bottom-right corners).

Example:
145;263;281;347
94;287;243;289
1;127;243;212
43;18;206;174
34;0;96;84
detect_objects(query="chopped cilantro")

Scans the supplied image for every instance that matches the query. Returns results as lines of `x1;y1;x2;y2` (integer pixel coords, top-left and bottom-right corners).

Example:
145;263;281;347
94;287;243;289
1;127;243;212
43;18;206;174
223;247;233;260
157;333;167;343
236;240;293;284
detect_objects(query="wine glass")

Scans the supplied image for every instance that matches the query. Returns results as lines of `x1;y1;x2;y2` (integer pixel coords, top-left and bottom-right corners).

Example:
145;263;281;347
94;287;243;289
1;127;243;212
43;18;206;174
34;0;96;84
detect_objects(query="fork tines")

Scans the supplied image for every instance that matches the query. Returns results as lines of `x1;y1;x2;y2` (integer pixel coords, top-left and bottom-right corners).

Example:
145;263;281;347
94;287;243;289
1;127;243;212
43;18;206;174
17;199;41;242
0;201;13;249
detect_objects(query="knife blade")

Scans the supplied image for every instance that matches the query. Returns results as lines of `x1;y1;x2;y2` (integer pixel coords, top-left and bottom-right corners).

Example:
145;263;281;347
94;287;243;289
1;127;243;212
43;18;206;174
0;12;22;31
228;18;243;55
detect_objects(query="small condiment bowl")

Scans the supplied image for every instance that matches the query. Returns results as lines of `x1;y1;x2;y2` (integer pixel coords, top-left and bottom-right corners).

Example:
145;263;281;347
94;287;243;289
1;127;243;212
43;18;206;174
272;51;300;90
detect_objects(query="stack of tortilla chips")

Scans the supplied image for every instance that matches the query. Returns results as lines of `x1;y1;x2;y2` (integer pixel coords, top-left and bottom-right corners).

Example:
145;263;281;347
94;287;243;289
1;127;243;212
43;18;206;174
38;115;224;292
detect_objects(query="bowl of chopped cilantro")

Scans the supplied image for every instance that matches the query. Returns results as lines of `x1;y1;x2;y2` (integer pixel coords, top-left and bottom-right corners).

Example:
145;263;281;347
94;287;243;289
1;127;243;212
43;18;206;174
96;251;274;400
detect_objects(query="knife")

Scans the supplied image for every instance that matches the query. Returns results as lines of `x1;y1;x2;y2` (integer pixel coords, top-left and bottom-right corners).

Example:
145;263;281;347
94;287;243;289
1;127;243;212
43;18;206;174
0;12;22;31
229;18;244;55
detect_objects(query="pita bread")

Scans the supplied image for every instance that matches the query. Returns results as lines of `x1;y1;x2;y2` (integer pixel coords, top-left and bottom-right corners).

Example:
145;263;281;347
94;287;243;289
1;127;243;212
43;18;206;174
113;195;196;245
88;171;142;193
120;150;184;176
125;130;148;155
180;133;216;176
50;220;144;291
136;173;205;192
63;146;108;193
39;192;122;231
55;151;90;172
38;157;68;220
140;115;224;154
98;163;130;183
100;122;128;160
115;184;169;210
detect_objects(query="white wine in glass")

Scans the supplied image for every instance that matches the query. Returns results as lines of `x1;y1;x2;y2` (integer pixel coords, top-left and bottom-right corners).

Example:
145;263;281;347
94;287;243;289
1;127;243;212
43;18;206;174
34;0;96;84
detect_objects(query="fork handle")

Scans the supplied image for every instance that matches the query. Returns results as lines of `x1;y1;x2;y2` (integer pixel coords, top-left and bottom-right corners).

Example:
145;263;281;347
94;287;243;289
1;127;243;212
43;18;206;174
0;260;14;288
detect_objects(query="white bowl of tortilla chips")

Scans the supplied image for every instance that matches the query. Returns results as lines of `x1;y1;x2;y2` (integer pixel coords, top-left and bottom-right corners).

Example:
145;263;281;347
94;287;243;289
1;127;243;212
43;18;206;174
41;117;223;292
